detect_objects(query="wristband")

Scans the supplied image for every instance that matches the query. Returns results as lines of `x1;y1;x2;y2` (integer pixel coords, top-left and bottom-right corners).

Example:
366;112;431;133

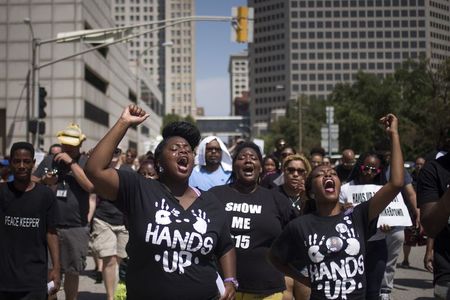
223;277;239;289
68;160;76;166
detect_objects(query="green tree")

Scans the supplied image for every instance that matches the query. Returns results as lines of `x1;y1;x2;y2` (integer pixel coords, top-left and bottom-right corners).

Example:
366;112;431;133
329;58;450;159
261;96;326;156
161;114;196;134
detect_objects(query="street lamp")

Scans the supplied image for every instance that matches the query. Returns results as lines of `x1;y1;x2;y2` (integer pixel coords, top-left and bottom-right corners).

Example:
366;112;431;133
23;18;35;142
22;13;239;148
135;41;173;154
296;95;303;154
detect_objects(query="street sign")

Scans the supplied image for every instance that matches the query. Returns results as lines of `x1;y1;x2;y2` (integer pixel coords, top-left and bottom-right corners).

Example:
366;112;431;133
320;125;339;139
321;139;339;153
321;124;339;153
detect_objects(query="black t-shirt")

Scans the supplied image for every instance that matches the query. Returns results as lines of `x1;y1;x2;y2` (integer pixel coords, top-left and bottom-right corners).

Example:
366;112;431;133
116;170;234;300
34;155;90;227
259;172;280;189
271;201;371;300
277;185;302;217
209;185;297;294
417;153;450;286
94;197;124;226
336;164;352;183
0;182;58;292
119;164;135;172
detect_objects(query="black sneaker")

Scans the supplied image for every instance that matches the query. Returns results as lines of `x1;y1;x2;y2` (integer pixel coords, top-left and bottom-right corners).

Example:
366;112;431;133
400;260;410;268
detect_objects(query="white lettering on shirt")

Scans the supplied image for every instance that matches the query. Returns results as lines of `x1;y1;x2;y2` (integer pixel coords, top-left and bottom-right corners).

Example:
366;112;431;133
305;216;365;299
4;215;40;228
145;199;214;274
225;202;262;214
231;216;251;229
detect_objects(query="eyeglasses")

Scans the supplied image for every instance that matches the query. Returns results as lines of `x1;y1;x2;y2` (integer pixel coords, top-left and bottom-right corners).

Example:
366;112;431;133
360;165;381;174
286;167;307;176
206;147;222;153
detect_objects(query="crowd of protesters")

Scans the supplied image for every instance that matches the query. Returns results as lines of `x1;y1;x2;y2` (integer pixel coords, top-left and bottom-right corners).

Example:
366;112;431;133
0;104;449;300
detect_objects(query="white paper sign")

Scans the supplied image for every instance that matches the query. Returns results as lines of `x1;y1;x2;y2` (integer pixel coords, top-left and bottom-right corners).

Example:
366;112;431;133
343;184;412;227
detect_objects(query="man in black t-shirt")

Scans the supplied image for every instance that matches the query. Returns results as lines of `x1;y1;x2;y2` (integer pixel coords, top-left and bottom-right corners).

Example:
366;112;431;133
335;149;356;183
32;124;94;300
418;151;450;299
0;142;60;299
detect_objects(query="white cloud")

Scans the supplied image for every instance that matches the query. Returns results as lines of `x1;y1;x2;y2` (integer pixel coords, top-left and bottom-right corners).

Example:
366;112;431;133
196;77;230;116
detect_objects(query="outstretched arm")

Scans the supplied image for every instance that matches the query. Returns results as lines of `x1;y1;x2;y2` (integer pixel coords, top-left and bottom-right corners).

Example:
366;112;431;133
85;105;149;200
368;114;404;221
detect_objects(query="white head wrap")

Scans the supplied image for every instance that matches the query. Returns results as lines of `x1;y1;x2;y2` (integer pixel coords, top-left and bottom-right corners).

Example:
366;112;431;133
195;136;232;172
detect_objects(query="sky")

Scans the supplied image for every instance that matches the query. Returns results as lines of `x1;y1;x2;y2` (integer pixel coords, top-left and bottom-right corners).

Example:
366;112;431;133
195;0;247;116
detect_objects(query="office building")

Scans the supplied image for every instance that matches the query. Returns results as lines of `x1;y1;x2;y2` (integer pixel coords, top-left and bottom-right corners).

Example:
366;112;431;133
0;0;162;155
112;0;197;117
248;0;450;131
229;50;250;116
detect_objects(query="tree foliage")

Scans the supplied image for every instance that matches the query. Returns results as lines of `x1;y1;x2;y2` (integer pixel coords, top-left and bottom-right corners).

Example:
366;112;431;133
263;58;450;159
161;114;196;134
262;96;326;155
329;58;450;159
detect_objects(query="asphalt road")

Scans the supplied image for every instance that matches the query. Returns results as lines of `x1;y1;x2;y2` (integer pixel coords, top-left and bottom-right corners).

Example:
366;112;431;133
54;244;434;300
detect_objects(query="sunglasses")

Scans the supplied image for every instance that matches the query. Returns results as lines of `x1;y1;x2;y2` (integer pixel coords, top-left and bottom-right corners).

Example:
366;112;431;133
286;167;307;176
360;165;381;174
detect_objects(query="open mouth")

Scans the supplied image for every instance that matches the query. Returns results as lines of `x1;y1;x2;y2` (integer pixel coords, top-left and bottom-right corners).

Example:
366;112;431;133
177;156;189;172
323;179;335;193
242;165;254;176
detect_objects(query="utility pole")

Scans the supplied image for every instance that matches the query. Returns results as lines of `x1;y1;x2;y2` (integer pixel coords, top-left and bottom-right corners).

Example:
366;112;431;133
298;96;303;154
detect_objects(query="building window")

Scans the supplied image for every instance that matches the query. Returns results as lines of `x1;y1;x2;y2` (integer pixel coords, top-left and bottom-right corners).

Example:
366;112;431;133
85;66;108;94
84;101;109;127
129;89;137;104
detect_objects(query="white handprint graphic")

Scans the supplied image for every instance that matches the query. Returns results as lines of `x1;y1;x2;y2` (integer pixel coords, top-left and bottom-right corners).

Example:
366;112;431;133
155;199;180;225
337;217;360;256
306;233;326;263
191;209;210;234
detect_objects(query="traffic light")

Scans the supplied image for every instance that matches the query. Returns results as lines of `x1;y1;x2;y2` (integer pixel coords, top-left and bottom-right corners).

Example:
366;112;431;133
236;7;248;43
38;87;47;118
232;6;254;43
28;120;46;135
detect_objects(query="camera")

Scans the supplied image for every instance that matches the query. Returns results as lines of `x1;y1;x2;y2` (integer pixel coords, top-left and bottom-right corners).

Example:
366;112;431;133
44;168;58;176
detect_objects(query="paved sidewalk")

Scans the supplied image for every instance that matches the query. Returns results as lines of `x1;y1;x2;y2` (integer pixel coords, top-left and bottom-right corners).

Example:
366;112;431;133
392;245;434;300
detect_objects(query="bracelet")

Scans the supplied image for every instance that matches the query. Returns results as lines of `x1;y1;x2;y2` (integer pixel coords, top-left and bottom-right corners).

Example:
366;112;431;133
223;277;239;289
68;160;76;166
